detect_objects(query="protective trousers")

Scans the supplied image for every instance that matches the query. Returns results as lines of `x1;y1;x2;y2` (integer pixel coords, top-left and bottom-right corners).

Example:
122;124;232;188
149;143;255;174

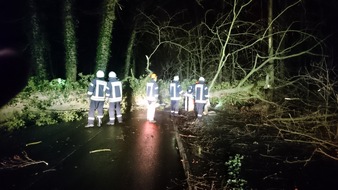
195;103;205;120
88;100;104;124
147;101;156;121
109;102;122;123
170;100;180;116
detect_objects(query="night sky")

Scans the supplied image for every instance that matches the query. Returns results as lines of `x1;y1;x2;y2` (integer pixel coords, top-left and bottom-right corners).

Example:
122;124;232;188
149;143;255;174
0;0;337;106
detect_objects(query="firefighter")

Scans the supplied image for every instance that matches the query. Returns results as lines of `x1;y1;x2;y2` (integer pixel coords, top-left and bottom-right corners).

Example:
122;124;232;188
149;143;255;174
106;71;123;125
85;70;107;128
169;75;183;116
146;73;159;123
194;77;209;121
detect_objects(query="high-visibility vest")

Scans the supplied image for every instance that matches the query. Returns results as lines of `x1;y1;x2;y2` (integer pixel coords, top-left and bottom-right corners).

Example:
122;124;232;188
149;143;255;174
146;80;158;101
194;83;209;103
87;79;107;101
106;79;122;102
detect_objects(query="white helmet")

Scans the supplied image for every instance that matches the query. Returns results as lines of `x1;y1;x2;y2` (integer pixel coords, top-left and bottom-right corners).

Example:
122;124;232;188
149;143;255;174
173;75;179;81
96;70;104;78
109;71;117;78
198;77;205;82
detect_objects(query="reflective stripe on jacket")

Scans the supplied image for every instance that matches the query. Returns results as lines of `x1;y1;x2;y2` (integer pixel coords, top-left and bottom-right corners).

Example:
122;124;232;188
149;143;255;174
169;81;183;100
106;78;122;102
146;79;159;101
194;83;209;103
88;78;107;101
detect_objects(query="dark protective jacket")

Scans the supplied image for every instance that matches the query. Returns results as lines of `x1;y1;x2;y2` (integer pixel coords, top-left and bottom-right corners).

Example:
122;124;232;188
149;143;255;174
106;77;122;102
169;81;183;100
87;78;107;101
146;79;159;101
187;84;194;94
194;81;209;103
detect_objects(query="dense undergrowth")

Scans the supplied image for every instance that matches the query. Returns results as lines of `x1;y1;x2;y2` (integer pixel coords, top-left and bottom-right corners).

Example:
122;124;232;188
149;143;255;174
0;74;91;131
176;106;338;190
0;74;212;131
0;71;257;132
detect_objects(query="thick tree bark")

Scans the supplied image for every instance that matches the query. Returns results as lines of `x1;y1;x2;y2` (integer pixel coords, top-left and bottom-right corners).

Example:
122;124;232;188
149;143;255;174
96;0;118;72
124;29;136;79
63;0;78;82
28;0;48;80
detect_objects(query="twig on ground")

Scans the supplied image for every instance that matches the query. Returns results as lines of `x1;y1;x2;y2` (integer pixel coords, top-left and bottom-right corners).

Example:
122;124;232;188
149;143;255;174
26;141;42;147
0;151;48;170
89;149;112;154
180;134;197;138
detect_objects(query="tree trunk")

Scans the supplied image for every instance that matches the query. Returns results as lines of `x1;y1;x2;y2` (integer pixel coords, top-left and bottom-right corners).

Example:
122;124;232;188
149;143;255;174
96;0;118;72
198;28;204;76
63;0;78;82
266;0;274;98
28;0;48;80
124;29;136;79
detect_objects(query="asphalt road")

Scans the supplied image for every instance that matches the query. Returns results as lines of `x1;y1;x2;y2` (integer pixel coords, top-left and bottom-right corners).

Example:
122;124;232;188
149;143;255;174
0;110;186;190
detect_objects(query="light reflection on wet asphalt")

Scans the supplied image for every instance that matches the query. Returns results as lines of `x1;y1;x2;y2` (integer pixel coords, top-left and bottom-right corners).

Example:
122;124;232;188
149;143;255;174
0;110;186;190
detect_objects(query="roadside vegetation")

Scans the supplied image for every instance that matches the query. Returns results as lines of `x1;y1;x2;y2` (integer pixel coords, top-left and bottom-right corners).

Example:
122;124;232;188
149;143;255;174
0;74;90;131
1;0;337;189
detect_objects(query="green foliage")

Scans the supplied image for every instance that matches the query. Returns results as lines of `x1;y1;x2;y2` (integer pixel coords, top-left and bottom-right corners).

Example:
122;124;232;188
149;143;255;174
224;154;247;190
64;0;78;82
25;77;50;93
29;0;49;81
57;110;83;122
23;73;90;94
33;112;58;126
49;78;66;90
3;112;26;131
158;79;170;103
213;81;232;91
54;74;91;96
3;110;58;130
1;109;86;131
95;0;117;71
0;74;92;131
209;82;231;107
76;73;93;89
211;80;262;108
24;109;57;126
120;96;128;113
126;74;148;97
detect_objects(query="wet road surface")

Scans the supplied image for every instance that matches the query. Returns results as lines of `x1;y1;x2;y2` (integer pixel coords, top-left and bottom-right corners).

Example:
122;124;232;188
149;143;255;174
0;110;186;190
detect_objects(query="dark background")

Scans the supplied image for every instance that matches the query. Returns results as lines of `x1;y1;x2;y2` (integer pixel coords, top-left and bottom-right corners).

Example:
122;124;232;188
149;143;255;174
0;0;337;106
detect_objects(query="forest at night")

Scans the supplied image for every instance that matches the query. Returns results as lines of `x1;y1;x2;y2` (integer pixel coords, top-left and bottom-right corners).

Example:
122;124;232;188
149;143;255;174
1;0;337;79
0;0;338;189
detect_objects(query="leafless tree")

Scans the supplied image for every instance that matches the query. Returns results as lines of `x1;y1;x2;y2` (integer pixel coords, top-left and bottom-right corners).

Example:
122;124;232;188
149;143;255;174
134;0;338;161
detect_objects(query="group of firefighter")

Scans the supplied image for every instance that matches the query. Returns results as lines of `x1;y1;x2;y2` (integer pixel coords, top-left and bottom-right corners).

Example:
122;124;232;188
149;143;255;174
85;70;209;128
